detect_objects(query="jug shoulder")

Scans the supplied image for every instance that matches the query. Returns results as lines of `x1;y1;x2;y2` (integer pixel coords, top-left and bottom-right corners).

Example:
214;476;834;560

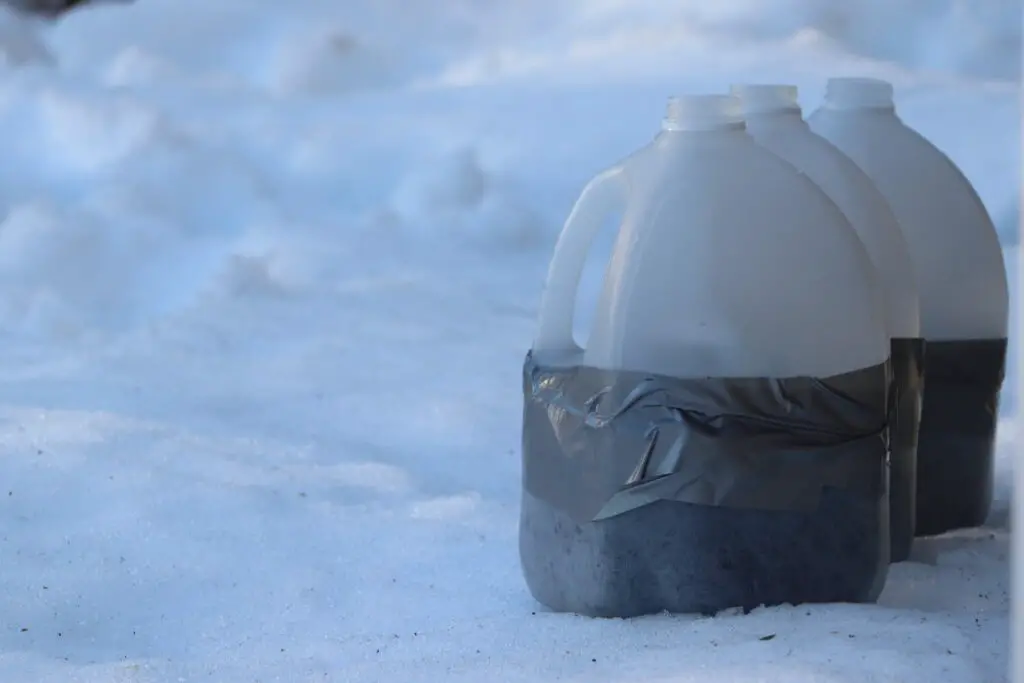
808;107;1008;339
588;138;890;378
747;122;921;337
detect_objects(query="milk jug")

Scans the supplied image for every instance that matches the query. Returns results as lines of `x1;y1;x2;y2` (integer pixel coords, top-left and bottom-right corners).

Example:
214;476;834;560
520;94;893;618
808;77;1008;536
731;83;922;563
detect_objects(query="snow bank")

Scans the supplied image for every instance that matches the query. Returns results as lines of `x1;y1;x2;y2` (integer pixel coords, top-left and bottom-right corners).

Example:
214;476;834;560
0;0;1011;343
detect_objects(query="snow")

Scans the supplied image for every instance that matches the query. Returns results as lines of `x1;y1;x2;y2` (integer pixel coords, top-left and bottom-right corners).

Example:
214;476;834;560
0;0;1017;681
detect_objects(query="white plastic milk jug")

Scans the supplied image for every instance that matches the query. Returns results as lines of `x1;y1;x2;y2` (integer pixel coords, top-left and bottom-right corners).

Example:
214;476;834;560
533;94;889;379
731;83;922;563
520;94;893;619
808;77;1009;536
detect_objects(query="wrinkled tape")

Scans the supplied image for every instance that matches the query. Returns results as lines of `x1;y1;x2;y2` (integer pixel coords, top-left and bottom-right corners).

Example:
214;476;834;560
890;338;926;427
888;337;925;472
522;351;892;525
886;337;925;560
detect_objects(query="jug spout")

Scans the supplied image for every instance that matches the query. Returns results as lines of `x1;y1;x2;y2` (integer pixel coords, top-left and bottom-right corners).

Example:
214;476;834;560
823;77;895;111
730;84;802;116
662;95;745;132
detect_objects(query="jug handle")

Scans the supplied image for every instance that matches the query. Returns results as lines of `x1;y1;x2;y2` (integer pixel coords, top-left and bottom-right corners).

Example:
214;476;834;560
534;164;628;355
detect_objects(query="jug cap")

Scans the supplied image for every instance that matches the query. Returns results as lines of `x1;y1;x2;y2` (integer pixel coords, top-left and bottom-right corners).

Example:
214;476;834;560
662;95;744;131
730;84;802;115
823;77;895;111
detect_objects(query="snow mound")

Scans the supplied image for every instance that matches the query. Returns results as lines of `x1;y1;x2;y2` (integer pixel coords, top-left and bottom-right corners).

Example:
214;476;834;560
268;28;404;96
389;147;545;251
0;5;51;66
557;0;1022;82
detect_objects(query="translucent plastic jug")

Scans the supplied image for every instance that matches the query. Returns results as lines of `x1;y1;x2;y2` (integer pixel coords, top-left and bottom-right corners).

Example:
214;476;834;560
808;77;1008;536
731;83;922;563
520;94;893;618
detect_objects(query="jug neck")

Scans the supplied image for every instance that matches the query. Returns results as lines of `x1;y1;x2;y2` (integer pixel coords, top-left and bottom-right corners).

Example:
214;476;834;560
821;77;896;112
661;95;745;132
730;84;806;127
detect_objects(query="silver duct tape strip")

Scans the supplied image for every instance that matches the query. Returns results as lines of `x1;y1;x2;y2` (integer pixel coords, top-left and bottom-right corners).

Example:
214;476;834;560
522;352;892;525
887;336;926;562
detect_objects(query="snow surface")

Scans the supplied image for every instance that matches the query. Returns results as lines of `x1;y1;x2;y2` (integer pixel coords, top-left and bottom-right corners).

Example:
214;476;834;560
0;1;1017;681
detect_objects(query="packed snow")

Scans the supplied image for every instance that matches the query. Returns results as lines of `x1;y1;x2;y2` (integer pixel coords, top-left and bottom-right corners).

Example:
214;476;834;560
0;1;1017;681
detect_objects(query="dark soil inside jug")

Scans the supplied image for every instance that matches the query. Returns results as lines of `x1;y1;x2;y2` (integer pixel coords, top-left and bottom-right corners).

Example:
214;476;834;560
519;488;886;618
888;338;924;562
916;433;994;535
915;339;1006;537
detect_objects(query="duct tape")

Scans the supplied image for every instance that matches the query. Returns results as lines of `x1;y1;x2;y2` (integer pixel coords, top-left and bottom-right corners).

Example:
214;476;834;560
521;350;892;525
